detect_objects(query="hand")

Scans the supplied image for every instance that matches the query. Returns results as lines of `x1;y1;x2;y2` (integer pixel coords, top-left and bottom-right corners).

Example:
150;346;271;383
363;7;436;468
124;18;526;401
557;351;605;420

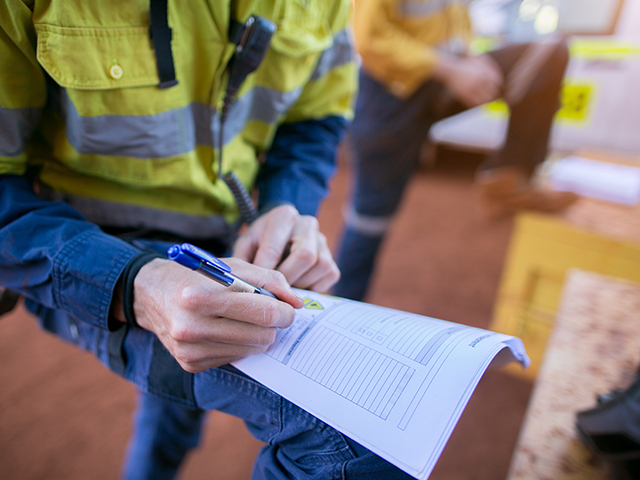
433;53;504;108
233;205;340;293
132;258;304;373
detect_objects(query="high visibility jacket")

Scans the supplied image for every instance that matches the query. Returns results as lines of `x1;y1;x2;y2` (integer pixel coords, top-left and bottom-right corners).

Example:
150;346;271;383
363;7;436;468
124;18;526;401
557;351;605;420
0;0;356;332
0;0;357;238
353;0;472;98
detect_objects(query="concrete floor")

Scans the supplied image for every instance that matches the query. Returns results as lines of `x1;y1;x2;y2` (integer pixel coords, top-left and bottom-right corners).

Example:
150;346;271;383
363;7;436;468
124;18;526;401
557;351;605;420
0;148;533;480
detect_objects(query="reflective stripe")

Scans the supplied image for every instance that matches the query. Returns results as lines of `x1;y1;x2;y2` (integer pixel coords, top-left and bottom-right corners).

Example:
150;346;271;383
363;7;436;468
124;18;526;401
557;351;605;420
229;85;302;128
400;0;443;18
400;0;470;18
64;94;196;158
436;35;468;55
62;84;305;159
60;28;354;159
0;106;42;157
342;204;393;237
310;28;355;81
42;187;232;240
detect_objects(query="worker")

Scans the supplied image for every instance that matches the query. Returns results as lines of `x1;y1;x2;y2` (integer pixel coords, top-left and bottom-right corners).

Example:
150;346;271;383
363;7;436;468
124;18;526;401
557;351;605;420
0;1;411;478
332;0;577;301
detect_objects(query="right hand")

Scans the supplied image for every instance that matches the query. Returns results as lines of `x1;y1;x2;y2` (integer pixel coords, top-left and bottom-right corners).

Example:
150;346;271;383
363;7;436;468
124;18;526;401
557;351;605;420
132;258;304;373
433;53;504;108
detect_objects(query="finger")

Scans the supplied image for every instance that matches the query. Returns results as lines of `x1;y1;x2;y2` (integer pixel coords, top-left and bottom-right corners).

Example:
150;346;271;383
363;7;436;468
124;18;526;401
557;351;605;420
252;208;298;269
233;232;259;263
247;268;305;310
167;312;280;347
294;262;339;293
224;259;305;310
178;275;299;327
173;341;275;373
288;236;339;293
276;217;320;285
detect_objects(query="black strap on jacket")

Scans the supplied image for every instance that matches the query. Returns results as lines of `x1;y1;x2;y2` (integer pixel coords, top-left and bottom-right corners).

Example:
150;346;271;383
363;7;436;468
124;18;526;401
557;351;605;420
228;19;247;46
150;0;178;89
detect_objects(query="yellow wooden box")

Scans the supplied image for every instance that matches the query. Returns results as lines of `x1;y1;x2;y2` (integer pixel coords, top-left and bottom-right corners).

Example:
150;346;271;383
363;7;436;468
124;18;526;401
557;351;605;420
490;212;640;381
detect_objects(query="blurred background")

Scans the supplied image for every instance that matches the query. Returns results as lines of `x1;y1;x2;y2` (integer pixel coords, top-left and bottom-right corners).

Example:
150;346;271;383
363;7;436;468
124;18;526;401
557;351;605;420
2;0;640;479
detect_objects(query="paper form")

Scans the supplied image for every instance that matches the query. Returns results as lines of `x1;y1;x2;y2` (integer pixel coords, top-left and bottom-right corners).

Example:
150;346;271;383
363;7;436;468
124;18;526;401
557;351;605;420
232;291;529;479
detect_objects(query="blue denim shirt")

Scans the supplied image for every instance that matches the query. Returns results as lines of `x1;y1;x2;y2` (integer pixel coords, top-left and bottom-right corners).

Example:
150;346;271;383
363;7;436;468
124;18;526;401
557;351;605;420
0;116;345;331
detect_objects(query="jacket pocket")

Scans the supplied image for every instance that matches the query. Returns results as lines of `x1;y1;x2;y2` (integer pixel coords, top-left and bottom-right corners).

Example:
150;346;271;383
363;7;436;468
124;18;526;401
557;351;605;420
34;24;191;186
35;24;162;90
269;7;332;59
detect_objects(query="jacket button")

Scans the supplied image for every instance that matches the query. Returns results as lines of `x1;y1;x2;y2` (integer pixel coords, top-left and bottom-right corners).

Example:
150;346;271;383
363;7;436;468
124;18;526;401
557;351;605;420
109;63;124;80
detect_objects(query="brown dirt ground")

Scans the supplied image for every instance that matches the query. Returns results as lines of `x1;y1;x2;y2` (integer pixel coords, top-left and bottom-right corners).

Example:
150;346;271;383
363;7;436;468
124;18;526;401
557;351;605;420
0;147;533;480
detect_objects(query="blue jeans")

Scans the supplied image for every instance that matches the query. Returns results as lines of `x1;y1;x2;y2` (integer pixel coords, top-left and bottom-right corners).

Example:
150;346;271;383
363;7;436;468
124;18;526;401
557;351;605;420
27;299;414;480
333;42;569;301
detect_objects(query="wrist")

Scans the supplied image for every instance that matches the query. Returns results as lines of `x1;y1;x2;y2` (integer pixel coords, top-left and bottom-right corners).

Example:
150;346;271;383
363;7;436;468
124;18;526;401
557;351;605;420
120;251;165;326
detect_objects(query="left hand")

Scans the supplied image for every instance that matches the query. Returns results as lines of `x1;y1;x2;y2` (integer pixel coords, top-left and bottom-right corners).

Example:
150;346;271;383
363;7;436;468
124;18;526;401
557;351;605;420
433;53;503;108
233;205;340;293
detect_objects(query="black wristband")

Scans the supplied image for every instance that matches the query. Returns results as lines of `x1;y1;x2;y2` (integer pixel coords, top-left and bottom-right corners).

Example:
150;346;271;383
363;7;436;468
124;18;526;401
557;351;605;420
121;251;164;325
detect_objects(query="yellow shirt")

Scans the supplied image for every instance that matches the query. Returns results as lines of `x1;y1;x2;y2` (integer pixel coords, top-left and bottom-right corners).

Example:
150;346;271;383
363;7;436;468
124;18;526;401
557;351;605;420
0;0;357;233
353;0;472;98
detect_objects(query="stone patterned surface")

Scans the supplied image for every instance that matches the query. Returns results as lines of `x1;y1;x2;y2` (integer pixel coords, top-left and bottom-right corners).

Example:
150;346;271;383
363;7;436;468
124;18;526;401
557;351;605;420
559;197;640;244
507;270;640;480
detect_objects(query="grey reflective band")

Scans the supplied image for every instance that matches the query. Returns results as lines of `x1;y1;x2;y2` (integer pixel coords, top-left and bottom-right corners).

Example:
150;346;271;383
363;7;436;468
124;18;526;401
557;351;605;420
64;95;195;158
400;1;443;17
60;27;353;160
436;35;468;55
62;84;303;159
43;188;232;240
0;106;42;157
342;204;393;237
225;85;303;133
310;28;355;81
400;0;471;18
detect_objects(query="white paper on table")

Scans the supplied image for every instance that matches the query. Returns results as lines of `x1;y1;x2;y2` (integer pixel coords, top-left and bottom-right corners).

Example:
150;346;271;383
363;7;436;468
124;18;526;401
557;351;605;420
546;155;640;205
232;290;529;479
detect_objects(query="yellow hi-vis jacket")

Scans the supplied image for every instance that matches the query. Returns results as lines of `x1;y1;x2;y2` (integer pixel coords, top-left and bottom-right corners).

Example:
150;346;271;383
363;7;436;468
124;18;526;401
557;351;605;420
0;0;357;238
353;0;473;98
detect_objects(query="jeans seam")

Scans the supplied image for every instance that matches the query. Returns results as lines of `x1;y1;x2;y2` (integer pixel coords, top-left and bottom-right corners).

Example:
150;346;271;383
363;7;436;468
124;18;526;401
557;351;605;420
275;395;284;444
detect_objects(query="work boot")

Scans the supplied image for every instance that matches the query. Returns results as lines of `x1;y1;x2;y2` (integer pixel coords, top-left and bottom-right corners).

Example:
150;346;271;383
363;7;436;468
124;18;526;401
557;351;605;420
475;166;578;218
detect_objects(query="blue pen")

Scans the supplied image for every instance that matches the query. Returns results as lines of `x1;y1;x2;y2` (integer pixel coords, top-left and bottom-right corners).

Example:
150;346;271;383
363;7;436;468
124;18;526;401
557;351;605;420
167;243;277;299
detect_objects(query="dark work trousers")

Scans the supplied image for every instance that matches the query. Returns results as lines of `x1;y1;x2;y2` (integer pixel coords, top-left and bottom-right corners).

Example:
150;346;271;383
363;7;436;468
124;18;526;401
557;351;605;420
29;238;414;480
333;41;569;301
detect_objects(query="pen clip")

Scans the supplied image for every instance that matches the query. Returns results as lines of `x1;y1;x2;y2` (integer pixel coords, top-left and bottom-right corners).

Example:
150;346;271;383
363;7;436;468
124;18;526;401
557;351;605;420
178;243;232;273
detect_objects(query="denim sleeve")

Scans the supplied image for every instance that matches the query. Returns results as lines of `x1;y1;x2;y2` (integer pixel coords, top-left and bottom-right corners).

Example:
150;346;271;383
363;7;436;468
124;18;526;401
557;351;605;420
256;116;347;217
0;174;140;330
